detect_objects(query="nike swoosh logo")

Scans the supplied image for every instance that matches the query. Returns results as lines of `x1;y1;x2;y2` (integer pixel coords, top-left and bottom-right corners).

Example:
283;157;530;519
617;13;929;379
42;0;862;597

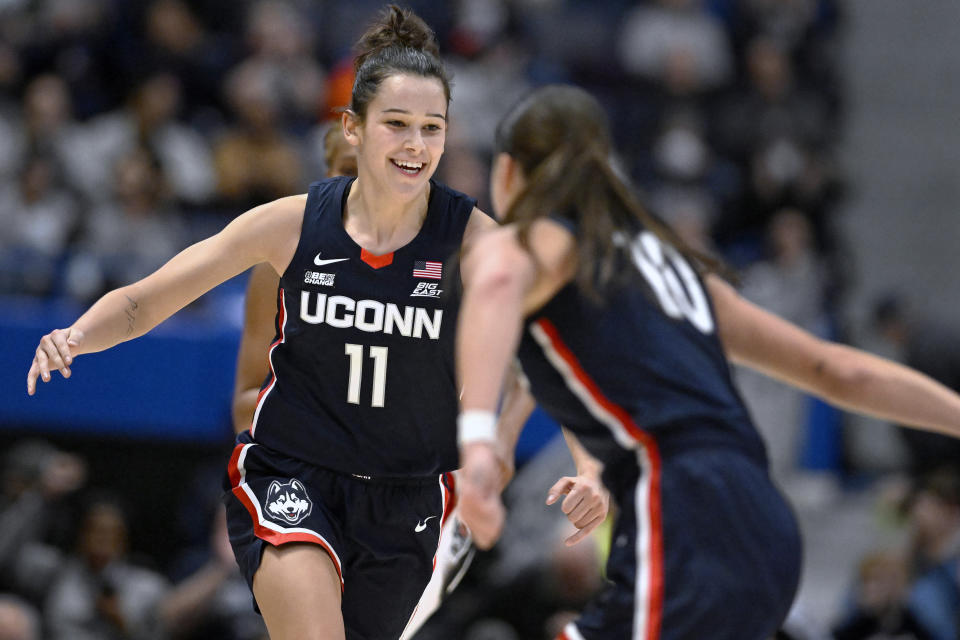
314;253;349;266
414;515;438;533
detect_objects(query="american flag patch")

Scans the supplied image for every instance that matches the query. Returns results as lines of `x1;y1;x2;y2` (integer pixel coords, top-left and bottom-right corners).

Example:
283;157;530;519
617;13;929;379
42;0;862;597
413;260;442;280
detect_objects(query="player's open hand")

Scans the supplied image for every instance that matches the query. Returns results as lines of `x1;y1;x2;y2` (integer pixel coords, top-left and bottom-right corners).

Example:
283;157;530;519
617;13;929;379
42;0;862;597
458;442;506;550
27;327;84;396
547;472;610;546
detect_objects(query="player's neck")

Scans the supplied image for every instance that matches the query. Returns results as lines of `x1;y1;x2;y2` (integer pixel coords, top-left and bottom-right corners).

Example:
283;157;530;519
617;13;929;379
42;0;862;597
344;177;429;254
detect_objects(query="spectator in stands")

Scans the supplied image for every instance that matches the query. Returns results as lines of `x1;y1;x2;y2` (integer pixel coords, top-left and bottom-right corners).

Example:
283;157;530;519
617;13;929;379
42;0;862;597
733;209;830;483
742;208;827;332
617;0;733;92
213;59;304;210
0;594;40;640
646;111;721;254
70;72;216;206
872;296;960;475
444;29;531;159
0;440;86;606
14;0;123;119
65;146;188;301
726;0;845;112
0;153;80;295
833;549;932;639
714;36;839;250
138;0;240;128
903;470;960;640
160;507;267;640
44;493;169;640
233;0;326;130
0;74;86;190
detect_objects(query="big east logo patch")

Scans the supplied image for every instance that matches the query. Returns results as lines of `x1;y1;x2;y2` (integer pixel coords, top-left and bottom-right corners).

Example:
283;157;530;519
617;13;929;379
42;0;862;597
266;478;313;525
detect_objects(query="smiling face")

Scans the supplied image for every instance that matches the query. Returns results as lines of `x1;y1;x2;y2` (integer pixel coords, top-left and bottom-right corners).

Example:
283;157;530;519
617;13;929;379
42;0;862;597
344;73;447;198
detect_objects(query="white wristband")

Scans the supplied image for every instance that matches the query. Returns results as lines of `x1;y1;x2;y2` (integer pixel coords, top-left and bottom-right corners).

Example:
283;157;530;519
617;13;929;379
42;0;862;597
458;410;498;447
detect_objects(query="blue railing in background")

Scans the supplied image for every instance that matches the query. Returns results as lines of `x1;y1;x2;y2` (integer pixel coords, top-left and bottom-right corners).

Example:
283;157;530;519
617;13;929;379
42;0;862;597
0;286;562;458
0;290;244;443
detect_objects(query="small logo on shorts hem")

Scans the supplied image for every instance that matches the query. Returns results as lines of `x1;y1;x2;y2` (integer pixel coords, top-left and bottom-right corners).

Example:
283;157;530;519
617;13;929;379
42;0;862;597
415;515;438;532
266;478;313;526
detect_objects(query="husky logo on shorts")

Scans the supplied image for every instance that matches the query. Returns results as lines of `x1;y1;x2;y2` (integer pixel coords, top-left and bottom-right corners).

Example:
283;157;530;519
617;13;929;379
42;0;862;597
265;478;313;525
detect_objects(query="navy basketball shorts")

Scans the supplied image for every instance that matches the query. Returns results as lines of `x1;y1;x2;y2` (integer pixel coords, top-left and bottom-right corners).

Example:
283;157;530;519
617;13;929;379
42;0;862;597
559;446;802;640
222;432;456;639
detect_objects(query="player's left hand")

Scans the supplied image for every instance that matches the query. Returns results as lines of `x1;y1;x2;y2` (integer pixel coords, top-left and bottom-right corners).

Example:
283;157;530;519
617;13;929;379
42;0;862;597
27;327;84;395
458;442;506;550
547;472;610;546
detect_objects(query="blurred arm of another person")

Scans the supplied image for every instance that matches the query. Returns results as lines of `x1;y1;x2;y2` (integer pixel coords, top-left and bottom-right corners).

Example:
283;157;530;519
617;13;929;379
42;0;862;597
157;509;240;637
231;262;280;433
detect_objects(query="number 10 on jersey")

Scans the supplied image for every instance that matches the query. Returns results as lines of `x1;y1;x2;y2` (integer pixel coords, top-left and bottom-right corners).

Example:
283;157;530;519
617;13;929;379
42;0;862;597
345;343;388;407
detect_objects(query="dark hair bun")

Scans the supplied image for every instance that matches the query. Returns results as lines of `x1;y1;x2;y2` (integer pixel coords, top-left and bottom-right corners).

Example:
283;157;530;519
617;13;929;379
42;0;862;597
354;4;440;72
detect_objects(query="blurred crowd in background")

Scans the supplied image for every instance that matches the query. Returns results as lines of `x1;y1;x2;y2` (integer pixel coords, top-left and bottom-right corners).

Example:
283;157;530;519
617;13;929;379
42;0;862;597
1;1;959;639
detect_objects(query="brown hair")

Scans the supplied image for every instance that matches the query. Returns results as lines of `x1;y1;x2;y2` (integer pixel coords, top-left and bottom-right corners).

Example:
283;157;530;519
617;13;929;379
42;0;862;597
495;84;725;297
350;5;451;120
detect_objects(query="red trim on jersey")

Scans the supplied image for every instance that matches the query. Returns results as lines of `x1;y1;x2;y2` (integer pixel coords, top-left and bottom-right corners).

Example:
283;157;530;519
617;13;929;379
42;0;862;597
227;442;245;488
441;471;457;517
361;248;394;269
226;445;344;590
431;472;458;571
250;289;287;435
536;318;664;640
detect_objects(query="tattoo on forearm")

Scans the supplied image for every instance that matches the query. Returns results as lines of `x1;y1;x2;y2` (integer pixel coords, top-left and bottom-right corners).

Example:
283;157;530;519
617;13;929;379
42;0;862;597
124;295;139;336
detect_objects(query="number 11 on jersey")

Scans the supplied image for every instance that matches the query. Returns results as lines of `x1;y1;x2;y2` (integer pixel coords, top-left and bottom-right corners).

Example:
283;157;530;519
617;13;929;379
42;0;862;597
345;343;388;407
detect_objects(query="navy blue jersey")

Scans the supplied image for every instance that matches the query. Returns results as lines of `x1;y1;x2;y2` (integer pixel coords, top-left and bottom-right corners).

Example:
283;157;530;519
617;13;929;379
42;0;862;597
251;176;476;477
517;227;767;475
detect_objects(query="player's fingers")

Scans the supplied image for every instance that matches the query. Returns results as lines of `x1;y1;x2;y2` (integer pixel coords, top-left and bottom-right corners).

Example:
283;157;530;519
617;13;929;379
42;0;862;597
40;334;69;371
561;488;585;515
546;476;575;505
572;505;602;529
565;514;604;546
35;347;51;383
50;329;74;366
27;360;40;395
567;496;596;525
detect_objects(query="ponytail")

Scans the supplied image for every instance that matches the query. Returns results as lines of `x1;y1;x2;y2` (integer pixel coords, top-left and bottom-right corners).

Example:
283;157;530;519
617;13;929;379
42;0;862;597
350;5;451;120
497;85;728;299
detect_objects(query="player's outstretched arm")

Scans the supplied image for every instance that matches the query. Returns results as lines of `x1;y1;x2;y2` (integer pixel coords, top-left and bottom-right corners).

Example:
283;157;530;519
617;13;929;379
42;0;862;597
27;196;305;396
707;274;960;437
231;262;281;433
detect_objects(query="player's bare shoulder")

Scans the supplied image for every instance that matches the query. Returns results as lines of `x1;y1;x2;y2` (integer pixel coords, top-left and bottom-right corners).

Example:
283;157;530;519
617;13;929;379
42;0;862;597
462;206;498;247
234;194;308;274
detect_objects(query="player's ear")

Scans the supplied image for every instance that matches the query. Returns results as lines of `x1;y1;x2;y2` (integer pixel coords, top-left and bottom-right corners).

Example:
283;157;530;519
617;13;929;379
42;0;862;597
494;153;525;197
342;110;362;147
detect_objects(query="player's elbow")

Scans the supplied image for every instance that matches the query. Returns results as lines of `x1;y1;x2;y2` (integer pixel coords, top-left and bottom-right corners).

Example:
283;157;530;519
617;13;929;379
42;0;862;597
816;344;874;404
468;249;531;307
473;263;522;299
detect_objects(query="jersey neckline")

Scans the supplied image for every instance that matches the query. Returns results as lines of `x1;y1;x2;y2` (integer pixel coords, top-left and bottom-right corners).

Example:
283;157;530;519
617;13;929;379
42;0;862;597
331;177;438;269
